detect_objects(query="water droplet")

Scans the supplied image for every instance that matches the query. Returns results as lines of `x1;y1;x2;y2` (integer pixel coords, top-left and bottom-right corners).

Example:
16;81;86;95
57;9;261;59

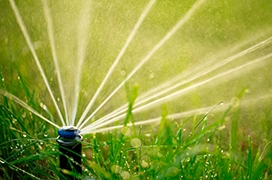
82;153;86;157
22;112;26;118
17;76;20;80
1;77;4;82
121;70;126;76
166;167;180;177
23;134;27;138
130;138;141;148
111;165;121;174
40;103;47;110
44;133;48;137
121;126;130;136
121;171;130;179
218;125;225;131
141;160;149;168
157;152;162;157
145;133;151;137
149;73;155;79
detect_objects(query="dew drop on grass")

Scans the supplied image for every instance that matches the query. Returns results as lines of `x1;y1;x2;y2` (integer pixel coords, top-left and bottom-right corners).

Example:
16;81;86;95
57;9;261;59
121;70;126;76
145;133;151;137
141;160;149;168
44;133;48;137
121;126;130;136
1;77;4;82
130;138;141;148
166;166;180;177
22;112;26;118
111;165;121;174
264;157;271;165
218;125;226;131
23;134;26;138
157;152;162;157
12;118;17;123
121;171;130;179
40;103;47;110
82;153;86;157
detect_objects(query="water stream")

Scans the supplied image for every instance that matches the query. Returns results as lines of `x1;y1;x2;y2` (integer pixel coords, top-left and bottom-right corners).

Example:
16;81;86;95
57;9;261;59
1;0;272;135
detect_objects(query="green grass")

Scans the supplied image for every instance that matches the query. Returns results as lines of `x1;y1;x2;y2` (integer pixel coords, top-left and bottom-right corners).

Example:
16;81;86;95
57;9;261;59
1;79;271;179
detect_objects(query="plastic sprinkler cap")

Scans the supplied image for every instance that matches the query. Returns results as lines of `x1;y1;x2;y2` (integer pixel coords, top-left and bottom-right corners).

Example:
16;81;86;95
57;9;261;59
58;126;80;139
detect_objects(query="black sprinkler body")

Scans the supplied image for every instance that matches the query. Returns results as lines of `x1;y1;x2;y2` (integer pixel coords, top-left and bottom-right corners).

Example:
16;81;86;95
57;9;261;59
57;126;83;179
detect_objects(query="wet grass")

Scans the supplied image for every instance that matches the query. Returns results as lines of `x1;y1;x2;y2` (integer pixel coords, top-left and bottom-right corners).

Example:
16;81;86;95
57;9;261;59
0;78;271;179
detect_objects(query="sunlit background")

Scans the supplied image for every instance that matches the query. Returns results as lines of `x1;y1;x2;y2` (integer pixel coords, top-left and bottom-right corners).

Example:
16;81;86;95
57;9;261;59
0;0;272;138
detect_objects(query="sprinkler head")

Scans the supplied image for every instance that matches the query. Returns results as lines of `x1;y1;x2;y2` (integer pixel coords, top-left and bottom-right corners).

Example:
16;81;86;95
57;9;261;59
57;126;83;179
58;126;81;139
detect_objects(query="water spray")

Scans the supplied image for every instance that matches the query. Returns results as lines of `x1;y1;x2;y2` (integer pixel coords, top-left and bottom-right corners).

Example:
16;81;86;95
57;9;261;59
57;126;83;179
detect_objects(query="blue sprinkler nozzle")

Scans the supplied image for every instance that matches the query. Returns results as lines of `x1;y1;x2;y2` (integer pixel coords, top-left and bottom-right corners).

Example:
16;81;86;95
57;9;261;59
58;126;81;139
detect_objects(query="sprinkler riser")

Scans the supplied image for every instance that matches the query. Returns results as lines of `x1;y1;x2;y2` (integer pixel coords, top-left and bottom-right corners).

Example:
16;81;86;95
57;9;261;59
57;126;83;179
